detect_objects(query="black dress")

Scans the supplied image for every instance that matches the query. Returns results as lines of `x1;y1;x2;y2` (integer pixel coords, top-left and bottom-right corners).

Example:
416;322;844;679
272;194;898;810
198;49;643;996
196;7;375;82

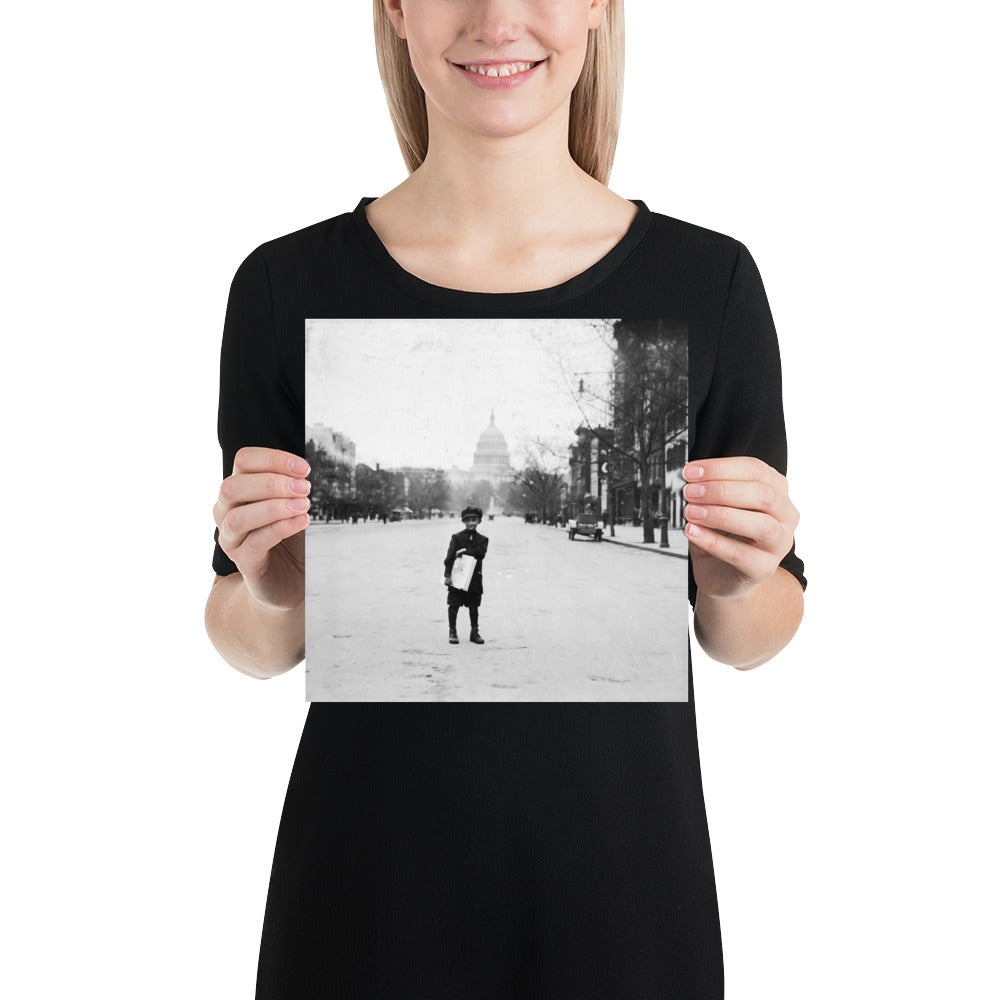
212;197;807;999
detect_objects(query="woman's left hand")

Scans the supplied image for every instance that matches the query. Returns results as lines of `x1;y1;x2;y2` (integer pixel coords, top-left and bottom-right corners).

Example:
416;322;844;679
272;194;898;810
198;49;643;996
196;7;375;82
683;457;799;600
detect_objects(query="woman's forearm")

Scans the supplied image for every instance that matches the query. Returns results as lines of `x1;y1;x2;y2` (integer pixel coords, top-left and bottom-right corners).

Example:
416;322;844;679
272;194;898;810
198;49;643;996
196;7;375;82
693;566;804;670
204;573;305;679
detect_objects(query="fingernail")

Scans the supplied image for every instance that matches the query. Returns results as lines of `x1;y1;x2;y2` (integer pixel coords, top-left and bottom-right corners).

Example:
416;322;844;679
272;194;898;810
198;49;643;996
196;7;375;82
685;484;706;499
290;478;311;494
685;465;704;480
290;497;311;511
290;458;309;475
686;505;707;520
687;523;703;538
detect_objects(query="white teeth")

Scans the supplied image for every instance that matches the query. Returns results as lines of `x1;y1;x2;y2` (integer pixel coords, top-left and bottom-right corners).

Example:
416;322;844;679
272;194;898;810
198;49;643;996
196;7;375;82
463;61;537;77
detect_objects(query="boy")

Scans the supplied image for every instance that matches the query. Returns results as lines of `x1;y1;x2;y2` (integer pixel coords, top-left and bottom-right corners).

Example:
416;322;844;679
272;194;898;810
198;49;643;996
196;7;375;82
443;505;489;645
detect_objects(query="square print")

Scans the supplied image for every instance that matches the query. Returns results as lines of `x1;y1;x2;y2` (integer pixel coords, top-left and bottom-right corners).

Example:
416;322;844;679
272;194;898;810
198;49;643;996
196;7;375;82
305;318;689;702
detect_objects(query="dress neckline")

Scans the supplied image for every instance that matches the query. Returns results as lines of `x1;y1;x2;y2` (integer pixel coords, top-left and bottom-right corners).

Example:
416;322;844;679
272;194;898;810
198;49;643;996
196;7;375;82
352;196;652;311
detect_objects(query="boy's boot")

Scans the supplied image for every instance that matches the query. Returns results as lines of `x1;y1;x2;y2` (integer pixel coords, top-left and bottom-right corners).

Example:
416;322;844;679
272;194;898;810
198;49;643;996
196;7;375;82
469;607;484;645
448;605;459;644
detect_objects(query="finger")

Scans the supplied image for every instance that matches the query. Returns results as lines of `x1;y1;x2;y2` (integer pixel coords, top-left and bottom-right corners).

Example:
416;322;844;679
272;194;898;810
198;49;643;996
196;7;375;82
232;446;310;478
224;513;311;577
682;478;786;513
686;522;781;581
684;482;798;534
685;503;790;555
217;471;311;512
683;479;800;536
684;457;785;490
218;496;313;550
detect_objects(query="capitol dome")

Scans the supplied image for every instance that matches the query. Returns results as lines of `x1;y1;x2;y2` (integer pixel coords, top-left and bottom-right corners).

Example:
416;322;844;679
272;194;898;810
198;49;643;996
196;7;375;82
471;410;512;482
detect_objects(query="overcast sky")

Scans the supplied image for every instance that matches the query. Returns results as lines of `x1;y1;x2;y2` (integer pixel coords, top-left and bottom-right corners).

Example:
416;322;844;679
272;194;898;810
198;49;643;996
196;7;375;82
305;318;619;470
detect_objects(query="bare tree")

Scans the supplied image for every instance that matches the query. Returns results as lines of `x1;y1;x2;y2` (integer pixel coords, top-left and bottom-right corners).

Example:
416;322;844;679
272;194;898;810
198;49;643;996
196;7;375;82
355;464;405;516
305;439;353;520
403;467;451;518
547;320;687;543
509;437;566;524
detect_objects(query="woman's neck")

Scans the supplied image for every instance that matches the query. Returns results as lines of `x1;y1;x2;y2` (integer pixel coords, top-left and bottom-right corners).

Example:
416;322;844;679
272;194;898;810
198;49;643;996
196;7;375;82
362;125;637;295
416;109;588;219
405;93;597;236
401;155;599;246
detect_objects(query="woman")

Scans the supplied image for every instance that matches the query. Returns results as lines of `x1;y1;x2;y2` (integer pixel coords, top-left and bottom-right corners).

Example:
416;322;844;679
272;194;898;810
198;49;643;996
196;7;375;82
207;2;806;996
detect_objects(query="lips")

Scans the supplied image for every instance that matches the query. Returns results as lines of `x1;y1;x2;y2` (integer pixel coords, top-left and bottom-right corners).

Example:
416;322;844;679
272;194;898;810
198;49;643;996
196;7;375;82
452;58;547;89
460;60;540;75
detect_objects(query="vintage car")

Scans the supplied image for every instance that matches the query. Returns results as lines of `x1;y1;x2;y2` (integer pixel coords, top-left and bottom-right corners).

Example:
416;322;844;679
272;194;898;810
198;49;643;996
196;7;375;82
568;512;603;541
389;509;403;522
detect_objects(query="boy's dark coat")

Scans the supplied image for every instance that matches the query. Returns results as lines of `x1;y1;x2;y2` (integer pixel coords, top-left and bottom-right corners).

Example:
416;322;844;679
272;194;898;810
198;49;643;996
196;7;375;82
444;527;489;598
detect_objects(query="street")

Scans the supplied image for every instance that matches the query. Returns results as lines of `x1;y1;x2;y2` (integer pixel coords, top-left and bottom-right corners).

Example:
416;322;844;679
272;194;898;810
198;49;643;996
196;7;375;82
305;517;688;702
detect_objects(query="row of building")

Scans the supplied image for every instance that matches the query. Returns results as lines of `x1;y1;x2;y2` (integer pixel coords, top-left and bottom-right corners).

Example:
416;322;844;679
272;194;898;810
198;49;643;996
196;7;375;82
308;391;686;529
306;413;509;514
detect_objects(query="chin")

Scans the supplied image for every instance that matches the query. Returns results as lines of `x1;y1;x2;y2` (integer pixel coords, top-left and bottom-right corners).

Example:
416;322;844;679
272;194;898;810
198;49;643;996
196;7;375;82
482;100;565;134
434;93;568;141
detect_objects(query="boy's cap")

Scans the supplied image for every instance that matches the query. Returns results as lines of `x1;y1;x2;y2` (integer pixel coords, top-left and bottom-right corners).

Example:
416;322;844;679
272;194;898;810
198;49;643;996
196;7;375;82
461;506;483;520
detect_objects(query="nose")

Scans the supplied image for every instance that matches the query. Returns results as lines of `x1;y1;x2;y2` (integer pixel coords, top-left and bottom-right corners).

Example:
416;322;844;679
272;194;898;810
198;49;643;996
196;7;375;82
467;0;526;50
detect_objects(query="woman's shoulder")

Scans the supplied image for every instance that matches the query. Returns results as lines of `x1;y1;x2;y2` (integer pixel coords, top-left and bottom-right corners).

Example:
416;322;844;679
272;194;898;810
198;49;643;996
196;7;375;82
244;205;361;270
643;204;747;271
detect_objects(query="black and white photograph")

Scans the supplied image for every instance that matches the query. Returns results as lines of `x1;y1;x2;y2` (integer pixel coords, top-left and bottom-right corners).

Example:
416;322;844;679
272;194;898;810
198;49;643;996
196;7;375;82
305;317;688;701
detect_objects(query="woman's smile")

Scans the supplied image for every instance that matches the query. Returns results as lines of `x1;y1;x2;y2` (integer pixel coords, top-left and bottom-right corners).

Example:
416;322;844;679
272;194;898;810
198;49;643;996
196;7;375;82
451;58;548;89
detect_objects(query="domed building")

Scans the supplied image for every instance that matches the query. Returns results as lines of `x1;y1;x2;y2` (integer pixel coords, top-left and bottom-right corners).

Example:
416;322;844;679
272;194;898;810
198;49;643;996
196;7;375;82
471;409;513;484
446;410;515;501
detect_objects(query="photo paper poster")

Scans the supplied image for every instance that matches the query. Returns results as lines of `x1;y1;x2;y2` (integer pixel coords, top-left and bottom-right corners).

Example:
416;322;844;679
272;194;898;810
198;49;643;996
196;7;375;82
304;318;689;702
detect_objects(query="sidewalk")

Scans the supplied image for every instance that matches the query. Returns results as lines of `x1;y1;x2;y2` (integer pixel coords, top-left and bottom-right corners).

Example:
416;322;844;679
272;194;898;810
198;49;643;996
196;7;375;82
596;522;688;559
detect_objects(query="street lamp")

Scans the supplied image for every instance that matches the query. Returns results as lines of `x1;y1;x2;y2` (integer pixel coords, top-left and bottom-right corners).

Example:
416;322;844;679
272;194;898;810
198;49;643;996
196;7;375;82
660;485;671;548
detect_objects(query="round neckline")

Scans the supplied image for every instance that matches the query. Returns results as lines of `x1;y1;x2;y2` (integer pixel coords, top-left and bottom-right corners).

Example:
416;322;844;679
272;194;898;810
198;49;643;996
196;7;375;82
352;196;652;310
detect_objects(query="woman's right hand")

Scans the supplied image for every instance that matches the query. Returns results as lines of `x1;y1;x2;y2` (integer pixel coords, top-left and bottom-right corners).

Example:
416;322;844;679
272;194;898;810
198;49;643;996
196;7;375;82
213;447;311;611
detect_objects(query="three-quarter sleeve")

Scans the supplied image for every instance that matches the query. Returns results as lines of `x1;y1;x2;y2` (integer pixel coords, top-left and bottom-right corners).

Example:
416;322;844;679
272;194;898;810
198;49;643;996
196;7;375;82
212;245;302;576
688;242;807;609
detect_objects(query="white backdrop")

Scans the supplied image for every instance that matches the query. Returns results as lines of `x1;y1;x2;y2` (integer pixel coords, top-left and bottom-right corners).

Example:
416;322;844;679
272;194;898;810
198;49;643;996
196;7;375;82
4;2;996;997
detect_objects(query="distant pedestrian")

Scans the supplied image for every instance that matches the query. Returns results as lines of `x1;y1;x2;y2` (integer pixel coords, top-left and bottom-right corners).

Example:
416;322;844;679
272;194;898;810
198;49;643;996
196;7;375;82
443;505;489;645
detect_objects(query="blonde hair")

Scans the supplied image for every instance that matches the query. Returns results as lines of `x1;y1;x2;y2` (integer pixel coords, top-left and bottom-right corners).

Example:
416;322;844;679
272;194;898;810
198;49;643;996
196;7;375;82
372;0;624;185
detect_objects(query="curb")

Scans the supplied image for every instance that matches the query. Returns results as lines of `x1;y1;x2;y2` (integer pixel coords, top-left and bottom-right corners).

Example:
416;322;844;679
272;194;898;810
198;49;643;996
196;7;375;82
602;536;688;559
